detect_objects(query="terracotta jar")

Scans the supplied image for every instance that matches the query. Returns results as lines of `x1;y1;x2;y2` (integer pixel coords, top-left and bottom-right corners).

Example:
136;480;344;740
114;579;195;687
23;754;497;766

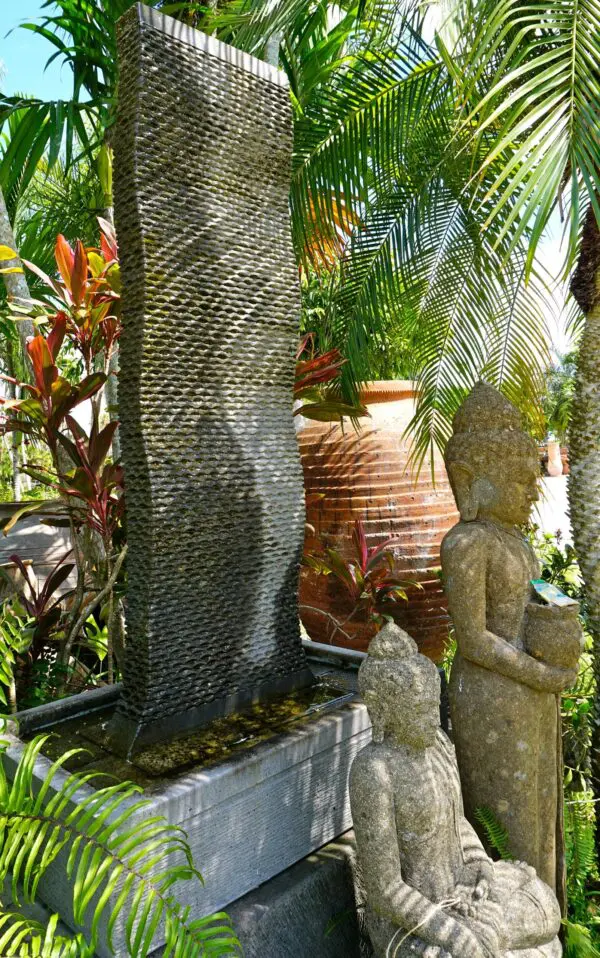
297;381;459;661
546;440;563;477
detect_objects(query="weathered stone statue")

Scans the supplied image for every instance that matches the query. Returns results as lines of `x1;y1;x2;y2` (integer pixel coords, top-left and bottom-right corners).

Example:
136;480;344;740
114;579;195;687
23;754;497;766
442;382;582;904
350;622;562;958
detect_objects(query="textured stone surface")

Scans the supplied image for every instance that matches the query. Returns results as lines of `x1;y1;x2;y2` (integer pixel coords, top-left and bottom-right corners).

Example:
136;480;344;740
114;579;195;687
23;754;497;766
112;5;312;749
223;833;370;958
442;383;581;905
349;621;562;958
4;694;371;957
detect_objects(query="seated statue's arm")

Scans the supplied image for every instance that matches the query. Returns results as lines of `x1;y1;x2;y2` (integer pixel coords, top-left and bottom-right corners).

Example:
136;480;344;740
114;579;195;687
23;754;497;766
459;814;489;867
441;529;572;693
350;755;490;957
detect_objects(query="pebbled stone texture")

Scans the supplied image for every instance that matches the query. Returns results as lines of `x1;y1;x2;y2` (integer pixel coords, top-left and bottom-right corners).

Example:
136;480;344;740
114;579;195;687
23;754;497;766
112;5;311;749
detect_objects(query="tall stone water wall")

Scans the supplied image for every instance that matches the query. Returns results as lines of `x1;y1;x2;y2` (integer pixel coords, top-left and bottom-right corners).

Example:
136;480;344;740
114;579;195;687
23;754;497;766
112;4;312;751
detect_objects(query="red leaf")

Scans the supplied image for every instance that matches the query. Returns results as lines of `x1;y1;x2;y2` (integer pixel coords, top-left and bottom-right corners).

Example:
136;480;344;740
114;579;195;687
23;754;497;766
352;519;369;574
366;537;401;572
89;421;118;473
39;562;75;610
71;241;89;306
8;553;36;597
98;217;118;261
47;312;67;361
22;258;66;301
296;332;315;361
55;235;75;293
26;336;57;398
75;372;106;404
65;414;88;442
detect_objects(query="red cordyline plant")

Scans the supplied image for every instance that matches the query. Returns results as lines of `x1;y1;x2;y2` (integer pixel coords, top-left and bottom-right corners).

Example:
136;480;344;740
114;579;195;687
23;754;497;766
2;313;105;462
0;222;126;701
24;219;121;377
303;518;420;639
5;551;75;645
295;333;368;422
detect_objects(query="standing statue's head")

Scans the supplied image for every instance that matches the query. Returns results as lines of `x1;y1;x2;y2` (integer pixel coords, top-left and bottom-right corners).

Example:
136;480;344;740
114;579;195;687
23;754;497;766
359;622;440;747
444;382;539;526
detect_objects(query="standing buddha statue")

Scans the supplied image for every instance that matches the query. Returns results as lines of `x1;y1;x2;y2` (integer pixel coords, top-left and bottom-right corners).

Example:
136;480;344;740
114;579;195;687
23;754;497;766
441;383;581;907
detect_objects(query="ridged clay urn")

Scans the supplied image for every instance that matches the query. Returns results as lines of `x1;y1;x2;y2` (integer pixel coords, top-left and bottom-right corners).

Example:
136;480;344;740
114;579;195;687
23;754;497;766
297;381;459;661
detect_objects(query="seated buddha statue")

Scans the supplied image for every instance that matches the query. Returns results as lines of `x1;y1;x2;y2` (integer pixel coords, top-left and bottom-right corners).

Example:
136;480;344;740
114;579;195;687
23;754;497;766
349;622;562;958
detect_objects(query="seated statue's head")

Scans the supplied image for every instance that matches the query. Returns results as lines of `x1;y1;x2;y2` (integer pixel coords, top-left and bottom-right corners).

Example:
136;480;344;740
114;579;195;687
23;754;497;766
444;382;539;526
359;622;440;748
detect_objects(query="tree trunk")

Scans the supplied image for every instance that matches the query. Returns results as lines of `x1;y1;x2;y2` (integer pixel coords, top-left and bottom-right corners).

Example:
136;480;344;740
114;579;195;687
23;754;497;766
5;343;21;500
0;188;35;354
568;204;600;794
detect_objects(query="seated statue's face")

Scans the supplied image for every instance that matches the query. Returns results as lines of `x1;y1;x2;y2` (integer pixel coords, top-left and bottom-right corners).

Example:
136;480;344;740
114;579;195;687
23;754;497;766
381;668;440;750
477;459;539;527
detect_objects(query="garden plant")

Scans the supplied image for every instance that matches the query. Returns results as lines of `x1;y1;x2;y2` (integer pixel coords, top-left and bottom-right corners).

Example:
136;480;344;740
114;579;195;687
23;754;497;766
0;721;240;956
0;222;125;711
1;0;600;949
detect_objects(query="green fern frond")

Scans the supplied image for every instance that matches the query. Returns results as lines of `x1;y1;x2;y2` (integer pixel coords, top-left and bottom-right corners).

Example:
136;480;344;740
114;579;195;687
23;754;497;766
474;806;514;861
0;603;33;712
565;793;598;906
564;919;600;958
0;728;241;957
0;911;93;957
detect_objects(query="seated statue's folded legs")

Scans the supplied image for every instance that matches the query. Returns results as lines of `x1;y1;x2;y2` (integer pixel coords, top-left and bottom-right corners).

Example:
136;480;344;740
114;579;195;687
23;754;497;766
487;862;561;949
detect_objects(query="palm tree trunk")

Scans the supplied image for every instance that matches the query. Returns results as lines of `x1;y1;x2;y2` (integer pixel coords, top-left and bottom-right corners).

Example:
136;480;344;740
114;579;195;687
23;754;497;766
0;188;35;352
568;204;600;794
5;345;21;500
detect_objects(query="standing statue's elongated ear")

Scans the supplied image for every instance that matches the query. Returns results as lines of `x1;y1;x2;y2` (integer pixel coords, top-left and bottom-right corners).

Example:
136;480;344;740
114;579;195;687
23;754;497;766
447;461;477;522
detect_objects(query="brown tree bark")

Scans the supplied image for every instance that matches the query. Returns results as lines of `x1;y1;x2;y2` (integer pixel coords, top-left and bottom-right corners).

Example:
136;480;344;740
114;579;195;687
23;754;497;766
0;188;35;353
568;203;600;795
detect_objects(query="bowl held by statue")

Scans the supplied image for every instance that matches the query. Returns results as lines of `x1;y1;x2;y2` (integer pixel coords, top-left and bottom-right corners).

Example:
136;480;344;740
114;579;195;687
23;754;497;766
524;600;582;670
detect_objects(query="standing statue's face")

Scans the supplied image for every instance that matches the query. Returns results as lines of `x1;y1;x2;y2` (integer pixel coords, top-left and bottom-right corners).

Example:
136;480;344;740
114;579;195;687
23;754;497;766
477;460;540;527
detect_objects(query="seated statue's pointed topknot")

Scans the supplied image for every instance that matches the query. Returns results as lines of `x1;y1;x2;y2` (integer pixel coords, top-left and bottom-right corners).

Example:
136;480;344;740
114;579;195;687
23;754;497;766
452;381;522;435
367;621;418;660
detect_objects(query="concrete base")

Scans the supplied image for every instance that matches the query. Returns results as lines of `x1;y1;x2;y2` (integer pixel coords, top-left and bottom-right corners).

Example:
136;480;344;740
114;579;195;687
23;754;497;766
19;833;373;958
6;678;370;957
199;833;372;958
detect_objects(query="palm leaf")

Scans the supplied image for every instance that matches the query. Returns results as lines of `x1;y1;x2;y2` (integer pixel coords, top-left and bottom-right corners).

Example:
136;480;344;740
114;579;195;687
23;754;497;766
452;0;600;271
0;727;241;957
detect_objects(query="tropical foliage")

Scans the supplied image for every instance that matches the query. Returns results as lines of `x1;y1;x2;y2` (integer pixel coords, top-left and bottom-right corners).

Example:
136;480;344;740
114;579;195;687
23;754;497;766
303;517;416;639
0;1;210;205
543;352;577;444
0;223;125;707
210;0;554;466
1;0;554;464
295;332;368;422
0;724;240;956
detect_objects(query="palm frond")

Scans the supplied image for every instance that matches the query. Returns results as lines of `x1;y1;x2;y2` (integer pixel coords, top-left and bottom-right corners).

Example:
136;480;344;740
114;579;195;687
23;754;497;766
0;911;93;957
0;728;241;957
453;0;600;271
565;792;598;910
564;920;600;958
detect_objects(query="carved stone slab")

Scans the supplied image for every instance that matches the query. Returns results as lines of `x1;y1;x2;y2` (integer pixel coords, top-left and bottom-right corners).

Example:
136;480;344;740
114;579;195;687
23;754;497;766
112;4;312;751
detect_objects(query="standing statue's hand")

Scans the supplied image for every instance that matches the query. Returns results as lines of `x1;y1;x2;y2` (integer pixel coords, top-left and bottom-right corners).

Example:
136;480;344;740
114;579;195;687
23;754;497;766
541;664;578;693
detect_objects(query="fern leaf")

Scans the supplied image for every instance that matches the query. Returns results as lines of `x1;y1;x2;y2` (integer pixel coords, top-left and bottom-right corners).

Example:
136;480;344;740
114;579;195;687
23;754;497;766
564;919;600;958
0;728;241;957
474;806;514;861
